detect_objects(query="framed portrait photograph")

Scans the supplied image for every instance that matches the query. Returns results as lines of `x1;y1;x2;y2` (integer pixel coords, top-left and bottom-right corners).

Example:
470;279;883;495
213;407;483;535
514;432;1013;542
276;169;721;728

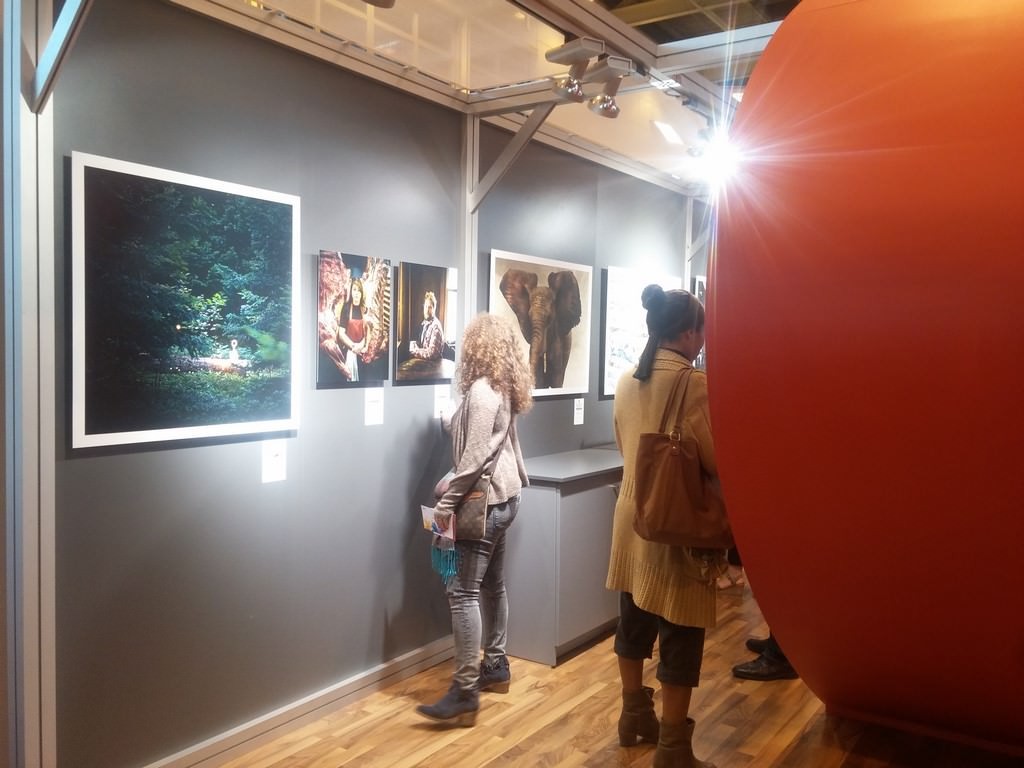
489;249;592;397
393;262;457;385
600;266;683;398
692;274;707;306
316;250;392;388
690;274;707;371
71;152;301;449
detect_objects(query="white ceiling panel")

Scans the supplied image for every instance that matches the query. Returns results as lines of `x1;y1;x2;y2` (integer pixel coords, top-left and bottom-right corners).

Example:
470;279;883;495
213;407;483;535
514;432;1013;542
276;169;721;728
166;0;790;193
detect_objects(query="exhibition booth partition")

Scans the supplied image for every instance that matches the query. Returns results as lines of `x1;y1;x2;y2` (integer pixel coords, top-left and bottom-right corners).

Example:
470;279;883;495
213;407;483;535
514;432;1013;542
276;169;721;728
38;1;701;765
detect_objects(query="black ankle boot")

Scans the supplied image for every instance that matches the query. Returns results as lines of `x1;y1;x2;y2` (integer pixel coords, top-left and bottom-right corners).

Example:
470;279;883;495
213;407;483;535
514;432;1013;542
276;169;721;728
416;681;479;726
479;656;511;693
618;686;660;746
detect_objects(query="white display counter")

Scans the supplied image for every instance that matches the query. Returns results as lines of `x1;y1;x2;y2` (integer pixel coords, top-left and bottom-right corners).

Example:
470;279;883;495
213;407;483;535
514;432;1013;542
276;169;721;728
505;448;623;666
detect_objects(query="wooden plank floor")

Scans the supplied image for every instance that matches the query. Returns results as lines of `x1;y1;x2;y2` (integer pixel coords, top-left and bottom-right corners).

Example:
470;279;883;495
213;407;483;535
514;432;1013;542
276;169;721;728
216;587;1019;768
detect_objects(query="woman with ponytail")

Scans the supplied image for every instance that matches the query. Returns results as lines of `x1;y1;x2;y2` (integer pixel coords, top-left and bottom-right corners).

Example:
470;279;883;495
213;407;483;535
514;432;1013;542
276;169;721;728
606;285;724;768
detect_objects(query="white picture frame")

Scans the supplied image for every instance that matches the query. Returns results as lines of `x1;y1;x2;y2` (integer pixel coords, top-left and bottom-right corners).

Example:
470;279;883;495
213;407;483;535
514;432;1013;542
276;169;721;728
71;152;301;448
600;266;683;398
489;249;592;398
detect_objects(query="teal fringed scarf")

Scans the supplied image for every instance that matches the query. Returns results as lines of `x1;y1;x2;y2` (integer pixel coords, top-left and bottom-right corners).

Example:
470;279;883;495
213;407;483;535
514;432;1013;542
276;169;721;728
431;536;459;585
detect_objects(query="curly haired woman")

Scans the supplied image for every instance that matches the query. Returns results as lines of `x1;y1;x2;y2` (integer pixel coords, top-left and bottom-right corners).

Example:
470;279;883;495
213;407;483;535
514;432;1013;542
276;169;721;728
417;313;532;727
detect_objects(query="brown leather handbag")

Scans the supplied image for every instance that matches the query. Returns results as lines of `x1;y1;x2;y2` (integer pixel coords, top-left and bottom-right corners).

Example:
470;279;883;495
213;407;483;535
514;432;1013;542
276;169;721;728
446;415;512;541
632;367;733;549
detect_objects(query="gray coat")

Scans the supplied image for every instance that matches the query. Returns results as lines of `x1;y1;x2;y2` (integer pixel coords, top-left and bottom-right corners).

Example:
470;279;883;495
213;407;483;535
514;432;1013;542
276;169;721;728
435;378;529;523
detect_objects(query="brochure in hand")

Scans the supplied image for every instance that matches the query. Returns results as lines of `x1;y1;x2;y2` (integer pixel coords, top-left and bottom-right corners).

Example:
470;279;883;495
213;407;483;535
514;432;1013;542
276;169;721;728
421;505;455;541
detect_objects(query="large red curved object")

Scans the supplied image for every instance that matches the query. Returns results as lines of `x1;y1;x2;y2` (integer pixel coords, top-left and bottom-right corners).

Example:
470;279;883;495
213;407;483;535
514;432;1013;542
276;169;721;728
712;0;1024;754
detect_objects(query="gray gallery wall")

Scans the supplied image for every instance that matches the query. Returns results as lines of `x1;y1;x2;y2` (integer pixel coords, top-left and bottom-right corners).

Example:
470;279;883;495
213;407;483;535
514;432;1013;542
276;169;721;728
53;1;460;766
46;1;694;766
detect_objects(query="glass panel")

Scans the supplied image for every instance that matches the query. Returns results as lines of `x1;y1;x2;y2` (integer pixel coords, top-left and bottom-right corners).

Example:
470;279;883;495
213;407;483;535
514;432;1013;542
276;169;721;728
592;0;799;45
276;0;566;91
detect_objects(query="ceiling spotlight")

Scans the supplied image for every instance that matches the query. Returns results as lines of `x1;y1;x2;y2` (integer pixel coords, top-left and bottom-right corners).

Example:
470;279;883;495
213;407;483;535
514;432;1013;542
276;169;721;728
585;54;630;118
552;60;588;102
545;37;605;65
588;77;622;119
363;0;396;7
546;38;605;103
584;55;633;118
584;55;633;84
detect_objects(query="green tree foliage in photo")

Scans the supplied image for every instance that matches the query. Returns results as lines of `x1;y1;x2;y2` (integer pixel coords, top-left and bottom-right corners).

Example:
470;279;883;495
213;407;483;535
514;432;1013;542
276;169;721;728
83;166;294;434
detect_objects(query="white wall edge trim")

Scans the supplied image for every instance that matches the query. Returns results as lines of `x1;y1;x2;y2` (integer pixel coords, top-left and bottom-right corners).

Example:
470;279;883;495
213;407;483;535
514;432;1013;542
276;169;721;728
143;636;455;768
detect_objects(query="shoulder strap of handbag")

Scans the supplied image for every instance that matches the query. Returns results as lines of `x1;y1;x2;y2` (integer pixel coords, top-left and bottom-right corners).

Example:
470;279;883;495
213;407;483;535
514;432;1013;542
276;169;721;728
658;366;694;437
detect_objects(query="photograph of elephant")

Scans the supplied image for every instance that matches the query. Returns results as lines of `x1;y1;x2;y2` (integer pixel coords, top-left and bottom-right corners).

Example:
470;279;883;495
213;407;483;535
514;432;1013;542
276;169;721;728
393;262;457;385
489;250;592;397
316;250;392;388
71;151;300;449
600;266;682;398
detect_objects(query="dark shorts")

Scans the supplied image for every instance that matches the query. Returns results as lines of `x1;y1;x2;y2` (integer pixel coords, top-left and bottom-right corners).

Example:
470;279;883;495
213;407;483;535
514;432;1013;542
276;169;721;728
614;592;706;687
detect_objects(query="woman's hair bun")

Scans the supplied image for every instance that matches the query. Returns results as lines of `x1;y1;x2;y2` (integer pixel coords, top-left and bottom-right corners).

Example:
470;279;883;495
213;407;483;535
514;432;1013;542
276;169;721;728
641;284;665;311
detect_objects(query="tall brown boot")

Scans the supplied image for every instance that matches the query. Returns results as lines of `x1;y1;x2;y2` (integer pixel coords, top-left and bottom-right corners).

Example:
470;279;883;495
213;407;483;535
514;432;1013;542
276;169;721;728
618;686;659;746
653;717;716;768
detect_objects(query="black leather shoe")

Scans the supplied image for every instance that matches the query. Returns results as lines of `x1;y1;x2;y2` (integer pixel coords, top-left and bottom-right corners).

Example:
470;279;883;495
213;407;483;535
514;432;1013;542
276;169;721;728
745;636;770;655
732;654;798;681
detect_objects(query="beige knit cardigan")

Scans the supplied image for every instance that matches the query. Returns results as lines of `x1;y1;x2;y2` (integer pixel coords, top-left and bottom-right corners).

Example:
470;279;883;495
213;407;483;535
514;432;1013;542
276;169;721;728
606;349;722;628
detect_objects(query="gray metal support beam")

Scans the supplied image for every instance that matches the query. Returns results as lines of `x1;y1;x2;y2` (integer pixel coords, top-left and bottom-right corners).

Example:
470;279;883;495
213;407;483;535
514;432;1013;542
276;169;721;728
461;114;480;327
2;2;19;762
683;195;694;288
468;102;556;214
655;22;780;74
5;0;54;764
31;0;93;112
513;0;657;67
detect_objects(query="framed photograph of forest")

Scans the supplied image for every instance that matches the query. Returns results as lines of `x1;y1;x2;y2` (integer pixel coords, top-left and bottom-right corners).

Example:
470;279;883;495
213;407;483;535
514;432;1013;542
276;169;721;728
600;266;682;398
393;262;457;385
489;250;592;397
316;250;392;388
71;152;301;448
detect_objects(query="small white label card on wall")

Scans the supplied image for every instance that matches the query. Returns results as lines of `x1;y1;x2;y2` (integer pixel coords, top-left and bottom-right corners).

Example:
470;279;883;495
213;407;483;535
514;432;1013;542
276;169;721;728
574;397;585;425
365;388;384;426
435;385;452;419
262;439;287;484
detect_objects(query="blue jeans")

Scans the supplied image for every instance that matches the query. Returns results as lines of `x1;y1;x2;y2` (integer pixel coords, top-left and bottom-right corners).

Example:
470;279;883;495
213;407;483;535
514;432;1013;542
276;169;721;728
446;495;519;690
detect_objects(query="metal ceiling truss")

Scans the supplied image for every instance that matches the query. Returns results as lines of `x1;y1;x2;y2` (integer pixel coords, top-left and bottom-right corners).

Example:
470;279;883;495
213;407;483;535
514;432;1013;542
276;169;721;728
483;111;706;198
29;0;94;113
608;0;772;30
156;0;775;195
32;0;747;201
45;0;774;123
656;21;780;74
469;102;556;212
511;0;659;68
167;0;474;111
